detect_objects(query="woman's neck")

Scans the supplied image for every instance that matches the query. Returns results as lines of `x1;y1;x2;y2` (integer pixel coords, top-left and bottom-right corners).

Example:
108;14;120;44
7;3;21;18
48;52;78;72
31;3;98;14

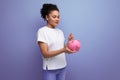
47;24;55;29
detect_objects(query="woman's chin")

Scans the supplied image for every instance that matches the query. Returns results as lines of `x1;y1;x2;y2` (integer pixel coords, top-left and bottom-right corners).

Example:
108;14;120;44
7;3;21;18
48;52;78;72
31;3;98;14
53;24;58;27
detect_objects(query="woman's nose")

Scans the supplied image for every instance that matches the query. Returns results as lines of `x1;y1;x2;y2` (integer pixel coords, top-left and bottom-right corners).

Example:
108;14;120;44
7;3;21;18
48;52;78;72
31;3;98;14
56;18;59;21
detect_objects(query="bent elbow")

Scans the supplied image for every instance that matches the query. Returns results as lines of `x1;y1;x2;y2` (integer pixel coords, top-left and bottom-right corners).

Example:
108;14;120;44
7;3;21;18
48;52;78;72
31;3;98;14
42;52;51;58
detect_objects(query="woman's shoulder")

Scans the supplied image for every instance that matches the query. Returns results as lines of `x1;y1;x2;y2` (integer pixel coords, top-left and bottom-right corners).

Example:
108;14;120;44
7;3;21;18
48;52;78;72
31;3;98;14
38;26;47;31
56;28;64;33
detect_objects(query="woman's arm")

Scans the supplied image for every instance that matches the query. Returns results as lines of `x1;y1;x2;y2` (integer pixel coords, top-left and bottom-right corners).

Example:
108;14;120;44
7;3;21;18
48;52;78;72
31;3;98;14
38;41;74;58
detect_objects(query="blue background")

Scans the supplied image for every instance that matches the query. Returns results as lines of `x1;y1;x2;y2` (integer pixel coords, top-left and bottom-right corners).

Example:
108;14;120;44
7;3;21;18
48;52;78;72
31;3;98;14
0;0;120;80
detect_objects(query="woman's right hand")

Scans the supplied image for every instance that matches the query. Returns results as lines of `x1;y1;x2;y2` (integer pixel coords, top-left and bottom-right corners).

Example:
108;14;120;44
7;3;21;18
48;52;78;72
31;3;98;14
63;45;76;54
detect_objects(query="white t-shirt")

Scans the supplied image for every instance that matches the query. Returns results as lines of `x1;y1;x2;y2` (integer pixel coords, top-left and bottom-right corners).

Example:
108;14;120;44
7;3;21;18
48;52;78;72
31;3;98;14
37;26;67;70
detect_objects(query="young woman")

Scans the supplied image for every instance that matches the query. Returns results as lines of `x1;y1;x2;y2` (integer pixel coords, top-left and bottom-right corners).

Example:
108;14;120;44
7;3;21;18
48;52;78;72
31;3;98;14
37;3;75;80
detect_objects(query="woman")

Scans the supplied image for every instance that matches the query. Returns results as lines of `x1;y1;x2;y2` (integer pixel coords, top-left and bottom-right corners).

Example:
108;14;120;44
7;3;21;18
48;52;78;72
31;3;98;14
37;3;75;80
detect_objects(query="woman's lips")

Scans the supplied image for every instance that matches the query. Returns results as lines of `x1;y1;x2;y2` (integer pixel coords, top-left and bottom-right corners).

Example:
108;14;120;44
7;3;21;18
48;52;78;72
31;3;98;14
55;22;59;24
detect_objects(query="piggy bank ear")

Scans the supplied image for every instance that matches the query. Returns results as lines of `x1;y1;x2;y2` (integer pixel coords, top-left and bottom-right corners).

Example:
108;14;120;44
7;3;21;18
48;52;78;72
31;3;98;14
77;40;81;45
77;40;80;42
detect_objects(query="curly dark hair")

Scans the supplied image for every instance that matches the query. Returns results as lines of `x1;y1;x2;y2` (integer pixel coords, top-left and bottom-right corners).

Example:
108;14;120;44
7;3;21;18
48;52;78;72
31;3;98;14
40;3;59;20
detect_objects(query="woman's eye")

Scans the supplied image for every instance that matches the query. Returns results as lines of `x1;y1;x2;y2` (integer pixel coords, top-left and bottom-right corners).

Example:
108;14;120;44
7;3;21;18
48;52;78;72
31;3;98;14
52;16;56;18
52;16;59;19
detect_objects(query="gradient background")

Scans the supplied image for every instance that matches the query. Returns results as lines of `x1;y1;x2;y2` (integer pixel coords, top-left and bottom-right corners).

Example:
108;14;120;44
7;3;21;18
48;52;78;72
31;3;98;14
0;0;120;80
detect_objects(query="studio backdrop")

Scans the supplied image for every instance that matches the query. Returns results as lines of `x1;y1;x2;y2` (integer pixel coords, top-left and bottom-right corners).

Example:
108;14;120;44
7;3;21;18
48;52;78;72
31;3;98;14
0;0;120;80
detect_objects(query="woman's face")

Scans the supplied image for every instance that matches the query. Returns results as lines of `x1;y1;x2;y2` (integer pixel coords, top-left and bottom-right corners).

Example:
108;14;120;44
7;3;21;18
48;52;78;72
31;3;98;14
46;10;60;28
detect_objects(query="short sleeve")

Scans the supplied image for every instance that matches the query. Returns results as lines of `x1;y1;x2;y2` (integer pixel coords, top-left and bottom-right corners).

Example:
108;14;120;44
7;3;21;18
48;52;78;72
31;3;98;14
37;29;47;43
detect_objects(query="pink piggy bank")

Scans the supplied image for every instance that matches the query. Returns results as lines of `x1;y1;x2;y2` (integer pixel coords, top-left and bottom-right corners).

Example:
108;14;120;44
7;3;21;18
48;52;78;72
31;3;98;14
67;40;80;52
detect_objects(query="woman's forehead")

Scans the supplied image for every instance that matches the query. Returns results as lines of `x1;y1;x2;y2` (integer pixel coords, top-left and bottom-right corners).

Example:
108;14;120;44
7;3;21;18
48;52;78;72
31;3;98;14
49;10;59;15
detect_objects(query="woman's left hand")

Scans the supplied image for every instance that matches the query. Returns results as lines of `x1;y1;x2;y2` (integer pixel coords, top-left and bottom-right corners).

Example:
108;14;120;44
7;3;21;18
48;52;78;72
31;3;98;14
68;33;74;41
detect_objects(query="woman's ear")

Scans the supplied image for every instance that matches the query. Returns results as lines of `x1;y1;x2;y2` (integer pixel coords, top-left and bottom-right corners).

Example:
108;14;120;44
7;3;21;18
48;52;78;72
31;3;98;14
45;15;48;21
